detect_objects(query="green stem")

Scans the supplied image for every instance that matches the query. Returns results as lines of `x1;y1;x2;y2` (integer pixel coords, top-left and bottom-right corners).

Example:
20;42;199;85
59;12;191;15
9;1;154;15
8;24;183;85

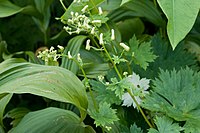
127;89;153;128
59;0;67;11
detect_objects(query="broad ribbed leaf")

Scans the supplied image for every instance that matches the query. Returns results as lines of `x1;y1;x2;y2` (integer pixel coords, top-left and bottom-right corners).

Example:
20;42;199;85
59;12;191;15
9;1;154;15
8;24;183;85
61;35;87;74
10;107;95;133
157;0;200;49
0;58;88;119
0;94;12;127
0;0;23;18
109;0;164;26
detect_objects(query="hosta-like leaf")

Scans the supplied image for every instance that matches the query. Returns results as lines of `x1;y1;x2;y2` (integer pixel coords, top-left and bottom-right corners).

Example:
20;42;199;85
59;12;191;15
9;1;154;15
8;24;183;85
157;0;200;49
0;0;23;18
61;35;87;74
128;36;157;70
148;116;183;133
10;107;95;133
142;67;200;131
0;93;12;127
0;58;88;119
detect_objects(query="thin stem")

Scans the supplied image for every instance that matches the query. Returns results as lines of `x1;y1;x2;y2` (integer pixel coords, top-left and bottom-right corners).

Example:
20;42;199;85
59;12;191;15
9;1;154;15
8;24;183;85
127;89;153;128
153;0;157;8
89;0;99;12
59;0;67;11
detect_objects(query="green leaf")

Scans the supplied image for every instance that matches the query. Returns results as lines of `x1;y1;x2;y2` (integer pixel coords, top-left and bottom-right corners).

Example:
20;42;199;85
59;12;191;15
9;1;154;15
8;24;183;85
148;116;183;133
142;67;200;131
120;0;130;6
130;123;143;133
0;94;12;127
0;58;88;120
129;36;157;70
10;107;95;133
61;35;87;74
4;108;30;127
109;0;164;26
0;0;23;18
90;80;121;105
157;0;200;49
89;102;119;127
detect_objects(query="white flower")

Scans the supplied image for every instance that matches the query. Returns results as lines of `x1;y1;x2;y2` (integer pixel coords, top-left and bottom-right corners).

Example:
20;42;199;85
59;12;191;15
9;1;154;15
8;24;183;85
98;7;103;15
86;39;91;50
119;42;130;51
99;33;104;45
81;5;88;13
57;45;64;51
68;51;72;59
122;72;150;108
91;27;95;34
111;29;115;40
92;20;101;23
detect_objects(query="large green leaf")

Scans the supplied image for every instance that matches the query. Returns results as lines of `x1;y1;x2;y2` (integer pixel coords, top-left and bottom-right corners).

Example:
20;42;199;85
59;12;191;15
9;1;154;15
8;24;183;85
10;107;95;133
0;0;23;18
61;35;87;74
142;67;200;131
0;93;12;127
108;0;164;26
0;58;88;119
157;0;200;49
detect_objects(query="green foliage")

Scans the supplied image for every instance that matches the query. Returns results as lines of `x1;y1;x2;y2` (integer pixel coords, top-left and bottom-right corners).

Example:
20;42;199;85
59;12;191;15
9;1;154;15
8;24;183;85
130;123;143;133
0;58;88;119
89;102;119;127
143;67;200;131
128;36;157;70
148;116;183;133
157;0;200;49
10;107;95;133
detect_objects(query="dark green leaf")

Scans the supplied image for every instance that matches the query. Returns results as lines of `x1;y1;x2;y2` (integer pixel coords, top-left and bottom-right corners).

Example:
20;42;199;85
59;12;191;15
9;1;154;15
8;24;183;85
10;107;95;133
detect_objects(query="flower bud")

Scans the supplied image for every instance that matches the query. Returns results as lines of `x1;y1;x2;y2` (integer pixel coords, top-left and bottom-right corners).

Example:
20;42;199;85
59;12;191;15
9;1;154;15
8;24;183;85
86;39;91;50
99;33;104;45
98;7;103;15
120;42;130;51
111;29;115;40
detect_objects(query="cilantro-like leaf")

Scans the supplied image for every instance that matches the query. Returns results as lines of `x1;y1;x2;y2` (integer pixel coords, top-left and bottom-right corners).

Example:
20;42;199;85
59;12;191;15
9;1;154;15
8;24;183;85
129;36;157;70
142;67;200;132
148;116;183;133
90;80;121;105
89;102;119;127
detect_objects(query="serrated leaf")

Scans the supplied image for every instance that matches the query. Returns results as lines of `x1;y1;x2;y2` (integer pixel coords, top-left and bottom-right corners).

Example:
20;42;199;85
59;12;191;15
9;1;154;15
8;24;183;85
142;67;200;131
148;116;183;133
90;80;121;105
89;102;119;127
157;0;200;49
0;58;88;120
129;36;157;70
10;107;95;133
130;123;143;133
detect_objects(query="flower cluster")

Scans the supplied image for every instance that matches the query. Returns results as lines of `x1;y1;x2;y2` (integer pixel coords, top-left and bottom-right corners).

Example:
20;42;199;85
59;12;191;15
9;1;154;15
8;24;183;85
37;45;64;64
122;72;150;108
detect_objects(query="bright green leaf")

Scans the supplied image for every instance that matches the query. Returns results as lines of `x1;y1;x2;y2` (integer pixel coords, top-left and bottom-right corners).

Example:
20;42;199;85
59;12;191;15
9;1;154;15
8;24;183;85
157;0;200;49
0;0;23;18
120;0;130;6
0;58;88;120
10;107;95;133
130;123;143;133
148;116;183;133
129;36;157;70
89;102;119;127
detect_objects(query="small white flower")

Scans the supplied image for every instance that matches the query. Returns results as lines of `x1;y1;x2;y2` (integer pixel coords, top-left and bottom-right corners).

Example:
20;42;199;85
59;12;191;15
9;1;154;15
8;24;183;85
91;27;95;34
68;51;72;59
119;42;130;51
98;7;103;15
75;12;79;17
86;39;91;50
122;72;150;108
99;33;104;45
70;11;74;16
98;75;104;81
57;45;64;51
81;5;88;13
111;29;115;40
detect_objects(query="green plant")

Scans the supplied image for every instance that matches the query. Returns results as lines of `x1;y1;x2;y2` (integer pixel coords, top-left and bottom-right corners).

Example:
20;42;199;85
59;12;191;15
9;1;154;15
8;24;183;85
0;0;200;132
